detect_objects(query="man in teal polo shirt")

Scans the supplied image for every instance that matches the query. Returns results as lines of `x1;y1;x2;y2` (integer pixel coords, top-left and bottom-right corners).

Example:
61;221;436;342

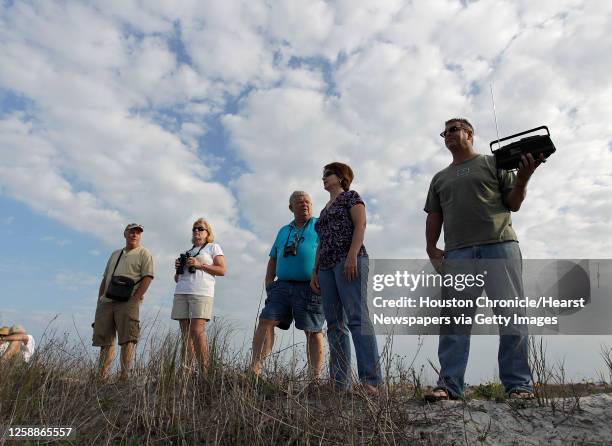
250;191;325;379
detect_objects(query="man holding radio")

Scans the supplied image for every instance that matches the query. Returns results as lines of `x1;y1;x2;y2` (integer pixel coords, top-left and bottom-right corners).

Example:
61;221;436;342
250;191;325;381
424;118;544;401
92;223;154;381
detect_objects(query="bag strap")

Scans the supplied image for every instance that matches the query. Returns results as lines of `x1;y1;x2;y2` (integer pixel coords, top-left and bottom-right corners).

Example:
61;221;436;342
111;250;124;276
111;249;144;285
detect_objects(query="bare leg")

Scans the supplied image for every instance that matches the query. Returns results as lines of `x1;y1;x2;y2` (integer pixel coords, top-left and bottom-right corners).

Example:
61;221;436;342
189;319;208;376
250;319;278;375
119;342;135;380
0;341;22;364
98;345;115;380
179;320;195;368
305;331;324;379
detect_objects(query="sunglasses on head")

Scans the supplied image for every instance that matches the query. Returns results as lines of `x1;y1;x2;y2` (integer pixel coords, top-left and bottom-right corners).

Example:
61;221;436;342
192;227;207;232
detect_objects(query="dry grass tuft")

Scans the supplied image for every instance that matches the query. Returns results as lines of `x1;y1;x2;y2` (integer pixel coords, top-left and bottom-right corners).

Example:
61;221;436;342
3;328;612;444
0;325;441;445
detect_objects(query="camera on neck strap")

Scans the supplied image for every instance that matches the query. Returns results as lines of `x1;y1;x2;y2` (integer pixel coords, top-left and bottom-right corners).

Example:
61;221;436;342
283;243;298;257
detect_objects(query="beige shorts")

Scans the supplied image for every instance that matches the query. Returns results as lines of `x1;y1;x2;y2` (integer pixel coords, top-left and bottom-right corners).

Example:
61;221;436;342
171;294;214;320
92;299;140;346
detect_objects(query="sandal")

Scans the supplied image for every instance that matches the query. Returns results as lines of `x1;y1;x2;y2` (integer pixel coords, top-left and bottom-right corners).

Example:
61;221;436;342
423;386;459;402
508;389;535;400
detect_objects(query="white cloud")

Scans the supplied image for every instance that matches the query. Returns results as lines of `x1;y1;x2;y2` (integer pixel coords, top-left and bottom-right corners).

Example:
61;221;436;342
223;87;357;239
323;0;405;59
266;0;334;57
2;2;127;71
433;0;520;63
102;0;174;35
176;1;279;91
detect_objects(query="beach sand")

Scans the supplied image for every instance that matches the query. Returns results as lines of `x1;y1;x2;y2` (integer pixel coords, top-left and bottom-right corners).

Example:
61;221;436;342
412;393;612;445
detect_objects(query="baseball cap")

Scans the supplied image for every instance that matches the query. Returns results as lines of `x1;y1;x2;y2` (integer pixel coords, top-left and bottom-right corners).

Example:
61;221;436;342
0;326;9;336
124;223;144;232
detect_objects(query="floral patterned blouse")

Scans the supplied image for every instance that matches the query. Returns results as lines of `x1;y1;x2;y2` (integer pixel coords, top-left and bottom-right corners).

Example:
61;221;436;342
315;190;368;270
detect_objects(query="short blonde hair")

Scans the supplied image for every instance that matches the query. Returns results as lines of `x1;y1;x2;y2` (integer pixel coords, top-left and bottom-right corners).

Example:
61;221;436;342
191;218;215;244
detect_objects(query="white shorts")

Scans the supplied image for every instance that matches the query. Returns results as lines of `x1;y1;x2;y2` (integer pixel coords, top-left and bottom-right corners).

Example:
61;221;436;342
171;294;214;320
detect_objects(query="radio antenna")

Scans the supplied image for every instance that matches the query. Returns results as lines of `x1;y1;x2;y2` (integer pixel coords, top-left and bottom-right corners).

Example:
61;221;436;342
489;83;501;149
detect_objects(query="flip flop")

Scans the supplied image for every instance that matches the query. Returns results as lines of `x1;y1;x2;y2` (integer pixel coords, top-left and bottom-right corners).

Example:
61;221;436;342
423;386;459;402
508;389;535;400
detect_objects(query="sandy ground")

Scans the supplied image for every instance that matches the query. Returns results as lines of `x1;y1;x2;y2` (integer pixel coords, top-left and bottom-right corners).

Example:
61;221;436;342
409;393;612;445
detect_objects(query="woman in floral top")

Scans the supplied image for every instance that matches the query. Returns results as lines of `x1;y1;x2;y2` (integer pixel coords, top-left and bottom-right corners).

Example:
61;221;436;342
311;162;381;394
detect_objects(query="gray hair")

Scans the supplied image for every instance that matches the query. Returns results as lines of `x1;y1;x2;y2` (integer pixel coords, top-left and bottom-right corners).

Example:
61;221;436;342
289;191;311;205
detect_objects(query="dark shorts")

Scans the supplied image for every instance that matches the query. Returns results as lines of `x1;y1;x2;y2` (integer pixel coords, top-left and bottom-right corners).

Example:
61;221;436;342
260;281;325;331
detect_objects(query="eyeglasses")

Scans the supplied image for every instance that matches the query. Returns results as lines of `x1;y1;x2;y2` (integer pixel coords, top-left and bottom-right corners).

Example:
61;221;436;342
440;125;465;138
192;227;207;232
322;171;335;178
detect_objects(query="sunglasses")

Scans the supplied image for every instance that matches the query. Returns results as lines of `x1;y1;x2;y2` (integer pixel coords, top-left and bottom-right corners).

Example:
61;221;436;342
192;227;207;232
440;125;465;138
322;170;336;178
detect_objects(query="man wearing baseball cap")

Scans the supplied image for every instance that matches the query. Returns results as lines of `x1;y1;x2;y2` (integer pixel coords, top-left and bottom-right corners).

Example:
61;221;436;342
0;324;35;363
92;223;154;380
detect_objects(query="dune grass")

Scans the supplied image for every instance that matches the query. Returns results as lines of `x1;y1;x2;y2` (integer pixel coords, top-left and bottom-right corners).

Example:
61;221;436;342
2;324;611;444
0;323;433;444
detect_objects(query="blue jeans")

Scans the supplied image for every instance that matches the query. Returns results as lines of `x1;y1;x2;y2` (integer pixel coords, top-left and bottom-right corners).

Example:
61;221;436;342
318;257;381;389
437;241;533;397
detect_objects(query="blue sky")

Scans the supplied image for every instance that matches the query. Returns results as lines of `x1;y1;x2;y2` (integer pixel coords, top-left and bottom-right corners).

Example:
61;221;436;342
1;0;612;383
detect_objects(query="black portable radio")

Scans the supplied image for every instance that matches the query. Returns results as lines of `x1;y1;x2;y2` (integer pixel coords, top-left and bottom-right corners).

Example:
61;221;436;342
490;126;556;171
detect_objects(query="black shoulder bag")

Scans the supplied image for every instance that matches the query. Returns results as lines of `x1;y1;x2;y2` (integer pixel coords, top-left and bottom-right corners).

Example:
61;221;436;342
105;250;143;302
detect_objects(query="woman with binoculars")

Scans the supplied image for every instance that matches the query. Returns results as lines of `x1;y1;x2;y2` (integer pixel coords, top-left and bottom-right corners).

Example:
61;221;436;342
172;218;226;376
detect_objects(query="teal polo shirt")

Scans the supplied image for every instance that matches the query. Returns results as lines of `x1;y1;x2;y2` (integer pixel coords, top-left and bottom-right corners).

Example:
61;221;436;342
269;217;318;281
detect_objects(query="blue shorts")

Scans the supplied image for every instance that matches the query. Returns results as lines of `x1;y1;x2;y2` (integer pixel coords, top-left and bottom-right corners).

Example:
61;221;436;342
259;281;325;331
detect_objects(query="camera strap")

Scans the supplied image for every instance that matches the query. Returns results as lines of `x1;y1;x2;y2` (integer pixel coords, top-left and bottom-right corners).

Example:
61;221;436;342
284;219;309;247
284;227;294;247
188;243;208;257
111;249;143;285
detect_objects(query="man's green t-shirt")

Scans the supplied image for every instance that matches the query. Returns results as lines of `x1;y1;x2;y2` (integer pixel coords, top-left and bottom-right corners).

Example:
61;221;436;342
424;154;518;251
